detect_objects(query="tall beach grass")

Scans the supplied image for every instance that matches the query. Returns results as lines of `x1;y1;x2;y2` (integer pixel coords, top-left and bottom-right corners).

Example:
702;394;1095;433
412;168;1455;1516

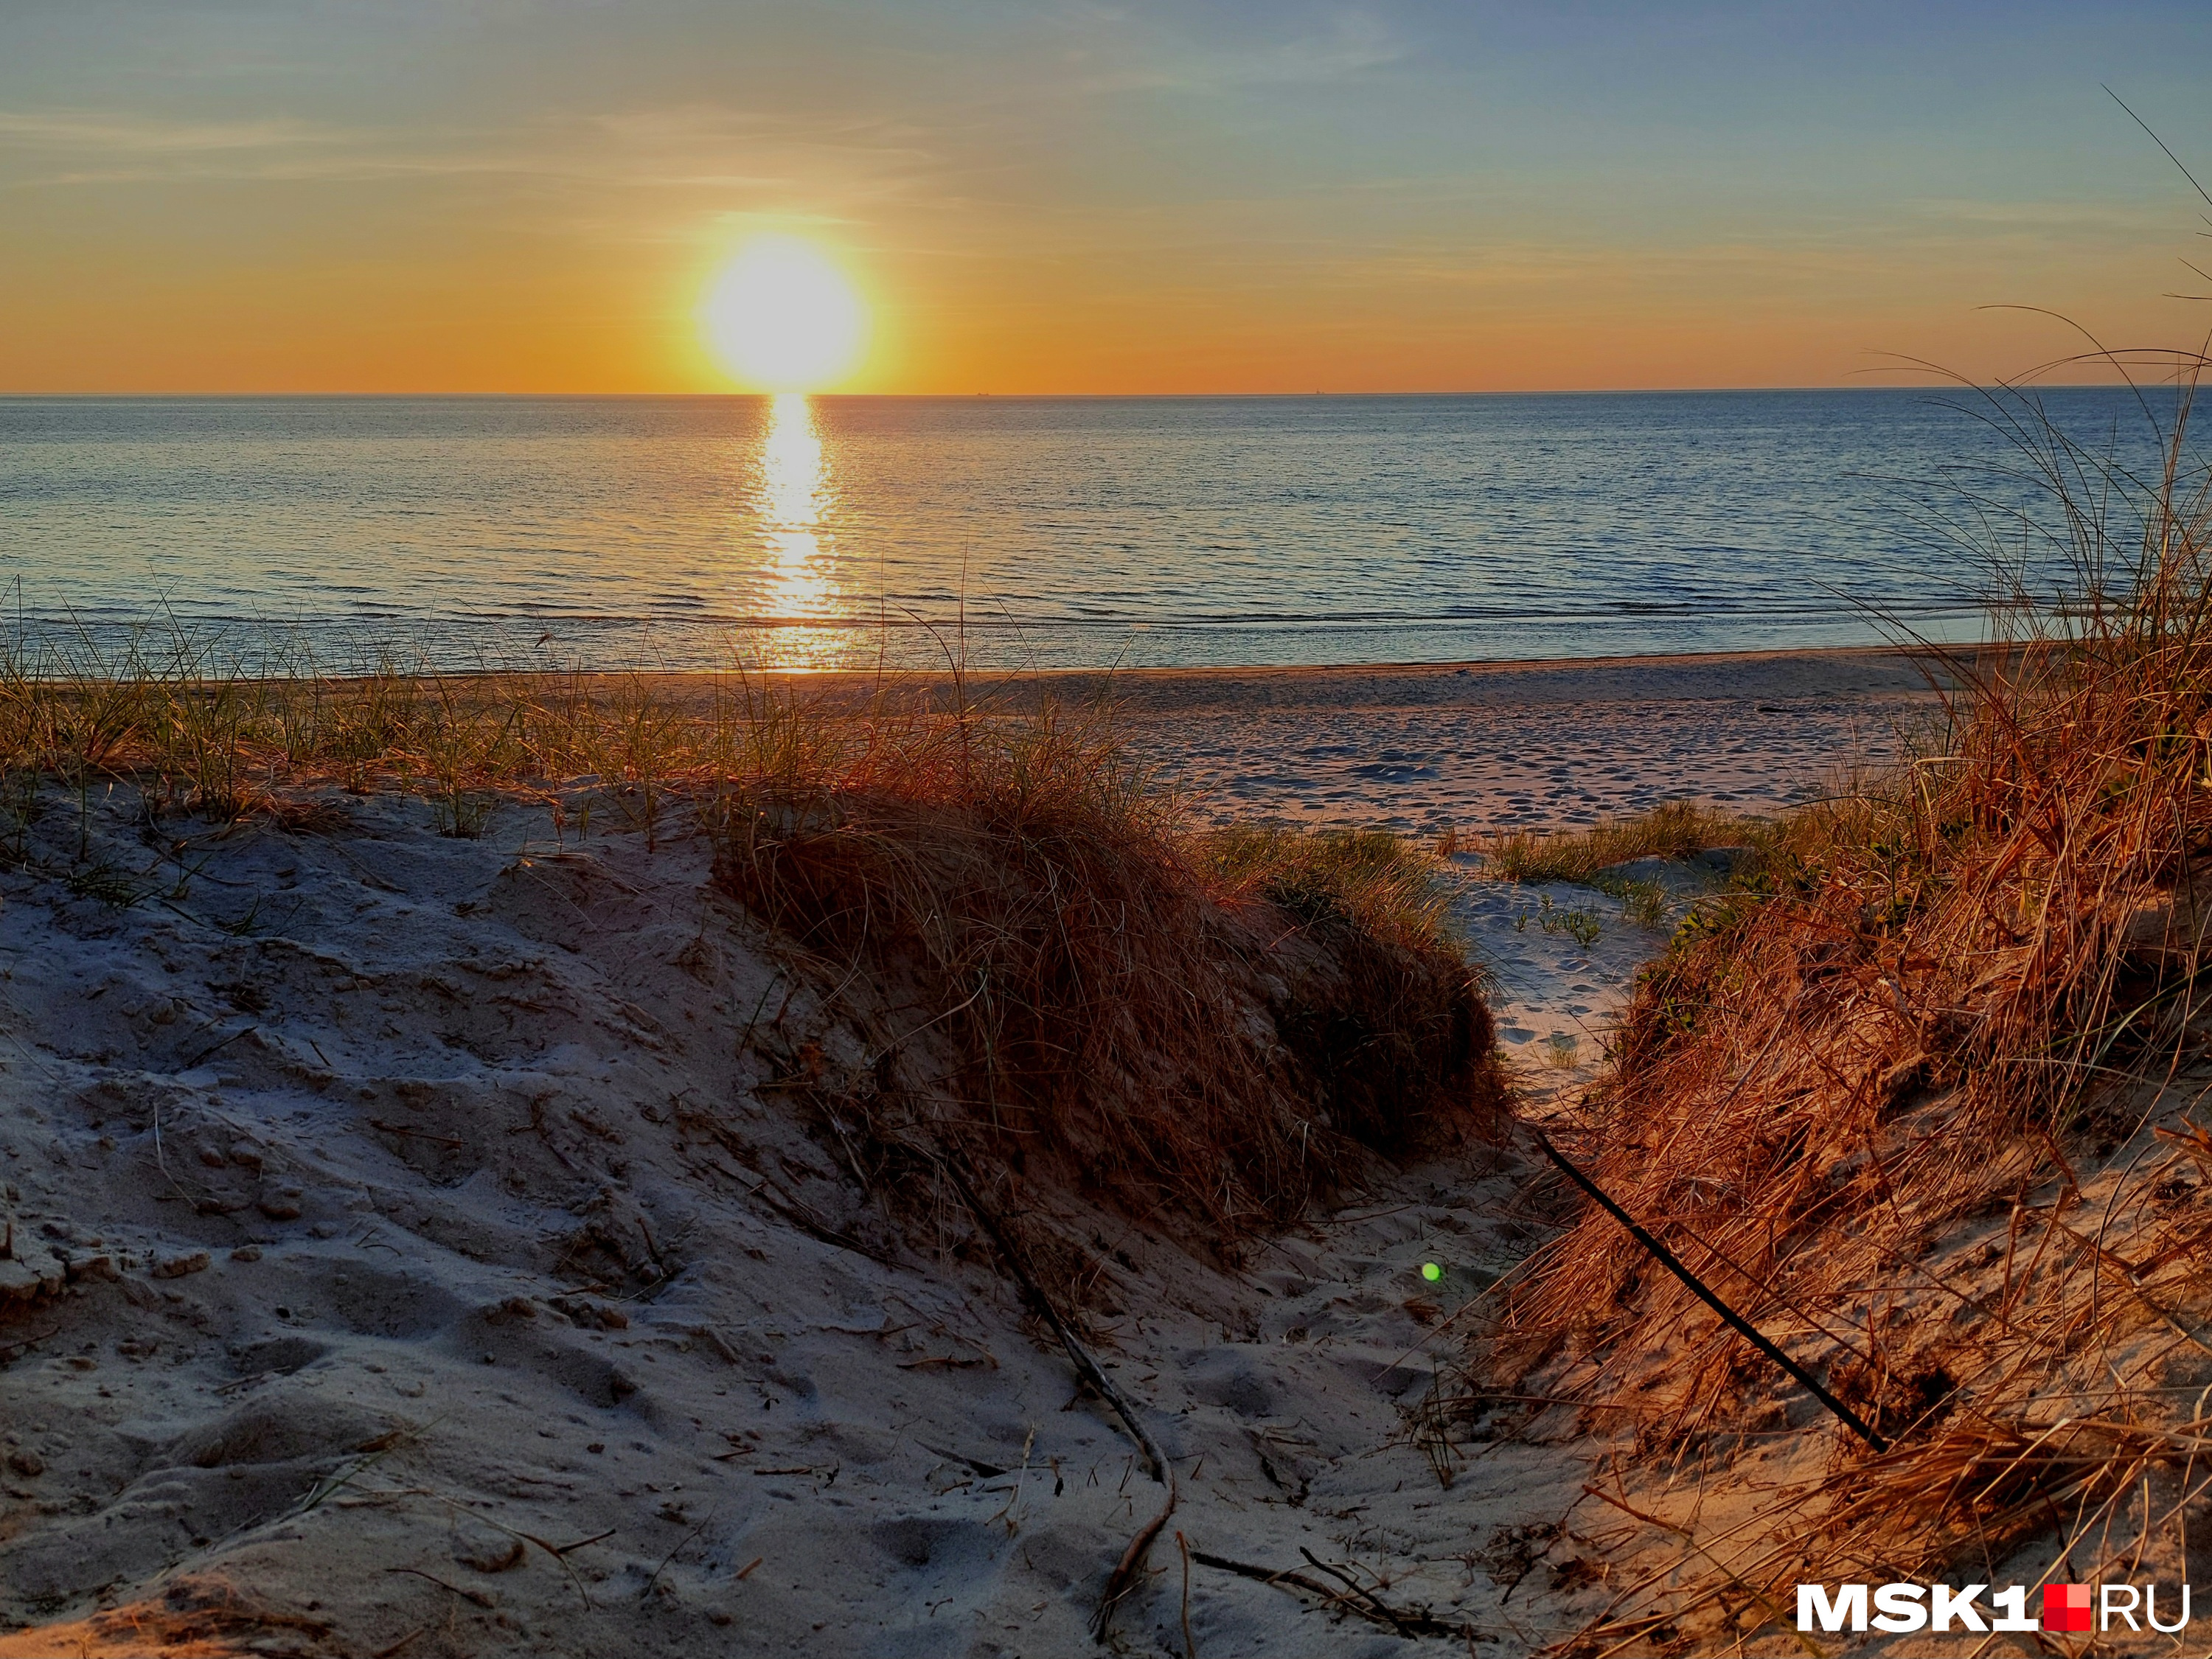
1478;354;2212;1646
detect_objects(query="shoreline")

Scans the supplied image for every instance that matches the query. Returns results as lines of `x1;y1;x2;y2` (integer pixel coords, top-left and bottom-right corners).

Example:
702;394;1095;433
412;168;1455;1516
914;641;1965;709
117;640;1961;712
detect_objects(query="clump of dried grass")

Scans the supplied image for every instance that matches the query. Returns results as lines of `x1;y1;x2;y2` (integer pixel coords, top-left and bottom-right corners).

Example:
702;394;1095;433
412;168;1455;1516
1479;801;1746;886
1481;365;2212;1646
708;698;1508;1239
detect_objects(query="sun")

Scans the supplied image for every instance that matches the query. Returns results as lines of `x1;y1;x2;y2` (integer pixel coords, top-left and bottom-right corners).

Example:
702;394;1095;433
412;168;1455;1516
700;236;867;391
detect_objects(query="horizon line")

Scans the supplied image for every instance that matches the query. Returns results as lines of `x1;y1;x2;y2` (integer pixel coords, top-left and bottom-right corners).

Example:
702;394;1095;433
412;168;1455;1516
0;382;2147;401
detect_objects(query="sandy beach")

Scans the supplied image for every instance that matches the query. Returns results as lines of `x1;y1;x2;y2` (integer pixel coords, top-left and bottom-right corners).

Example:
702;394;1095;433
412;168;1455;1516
1113;645;1941;830
1120;647;1947;1093
0;648;1927;1656
608;641;1944;830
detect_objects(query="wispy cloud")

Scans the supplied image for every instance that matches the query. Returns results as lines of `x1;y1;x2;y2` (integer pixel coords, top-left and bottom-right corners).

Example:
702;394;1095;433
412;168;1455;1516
588;104;942;192
0;109;347;153
0;99;944;208
1905;196;2184;232
1011;7;1405;102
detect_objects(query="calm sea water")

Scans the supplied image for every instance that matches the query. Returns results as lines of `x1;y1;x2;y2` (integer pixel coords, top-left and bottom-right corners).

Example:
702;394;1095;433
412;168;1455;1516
0;389;2174;671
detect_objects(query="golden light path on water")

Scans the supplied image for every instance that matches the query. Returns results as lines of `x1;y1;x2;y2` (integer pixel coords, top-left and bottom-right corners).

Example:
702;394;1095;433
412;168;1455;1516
749;391;844;669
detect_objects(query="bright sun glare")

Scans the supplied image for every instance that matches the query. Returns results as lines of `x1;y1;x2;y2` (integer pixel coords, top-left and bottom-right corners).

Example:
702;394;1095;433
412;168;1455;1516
701;237;866;391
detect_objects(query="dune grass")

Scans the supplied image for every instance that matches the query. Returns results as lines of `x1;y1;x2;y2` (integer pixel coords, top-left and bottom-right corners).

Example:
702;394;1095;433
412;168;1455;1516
1481;366;2212;1643
1205;823;1461;955
0;629;1506;1242
1478;799;1760;935
1477;799;1747;885
705;701;1506;1239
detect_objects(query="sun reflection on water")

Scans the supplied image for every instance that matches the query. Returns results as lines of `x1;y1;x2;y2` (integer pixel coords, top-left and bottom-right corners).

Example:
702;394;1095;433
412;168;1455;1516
748;392;844;668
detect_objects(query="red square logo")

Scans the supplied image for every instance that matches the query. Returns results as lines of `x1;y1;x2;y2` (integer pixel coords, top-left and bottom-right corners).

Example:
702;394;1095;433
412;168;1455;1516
2042;1583;2093;1632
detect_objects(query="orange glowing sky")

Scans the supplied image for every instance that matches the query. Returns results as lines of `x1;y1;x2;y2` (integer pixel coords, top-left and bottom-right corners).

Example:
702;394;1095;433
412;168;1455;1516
2;3;2209;394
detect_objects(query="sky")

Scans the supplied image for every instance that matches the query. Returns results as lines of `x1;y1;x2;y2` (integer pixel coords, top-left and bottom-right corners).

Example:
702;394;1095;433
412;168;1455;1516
2;1;2209;394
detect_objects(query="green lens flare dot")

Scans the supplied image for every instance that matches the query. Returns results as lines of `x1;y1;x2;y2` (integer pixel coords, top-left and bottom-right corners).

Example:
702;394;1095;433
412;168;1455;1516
1420;1262;1442;1283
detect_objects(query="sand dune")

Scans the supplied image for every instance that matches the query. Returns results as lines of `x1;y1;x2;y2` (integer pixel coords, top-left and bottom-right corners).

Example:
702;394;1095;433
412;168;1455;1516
0;650;1915;1655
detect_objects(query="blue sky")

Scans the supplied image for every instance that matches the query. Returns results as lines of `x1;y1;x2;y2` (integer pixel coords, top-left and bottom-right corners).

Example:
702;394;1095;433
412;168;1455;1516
3;1;2208;390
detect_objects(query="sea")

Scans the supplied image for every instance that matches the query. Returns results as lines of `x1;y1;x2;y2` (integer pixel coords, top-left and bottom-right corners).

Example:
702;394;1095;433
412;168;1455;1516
0;388;2182;672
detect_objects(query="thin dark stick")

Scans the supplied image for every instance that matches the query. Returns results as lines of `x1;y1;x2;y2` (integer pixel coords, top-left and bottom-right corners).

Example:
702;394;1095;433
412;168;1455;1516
1189;1551;1471;1641
639;1511;715;1602
1177;1531;1197;1659
944;1160;1177;1638
1298;1546;1412;1634
1530;1127;1890;1452
182;1022;258;1071
383;1566;493;1609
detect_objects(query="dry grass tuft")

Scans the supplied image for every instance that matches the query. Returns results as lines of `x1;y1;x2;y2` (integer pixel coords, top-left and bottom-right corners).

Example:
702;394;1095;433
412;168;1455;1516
1476;367;2212;1647
708;698;1508;1239
1477;800;1747;886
